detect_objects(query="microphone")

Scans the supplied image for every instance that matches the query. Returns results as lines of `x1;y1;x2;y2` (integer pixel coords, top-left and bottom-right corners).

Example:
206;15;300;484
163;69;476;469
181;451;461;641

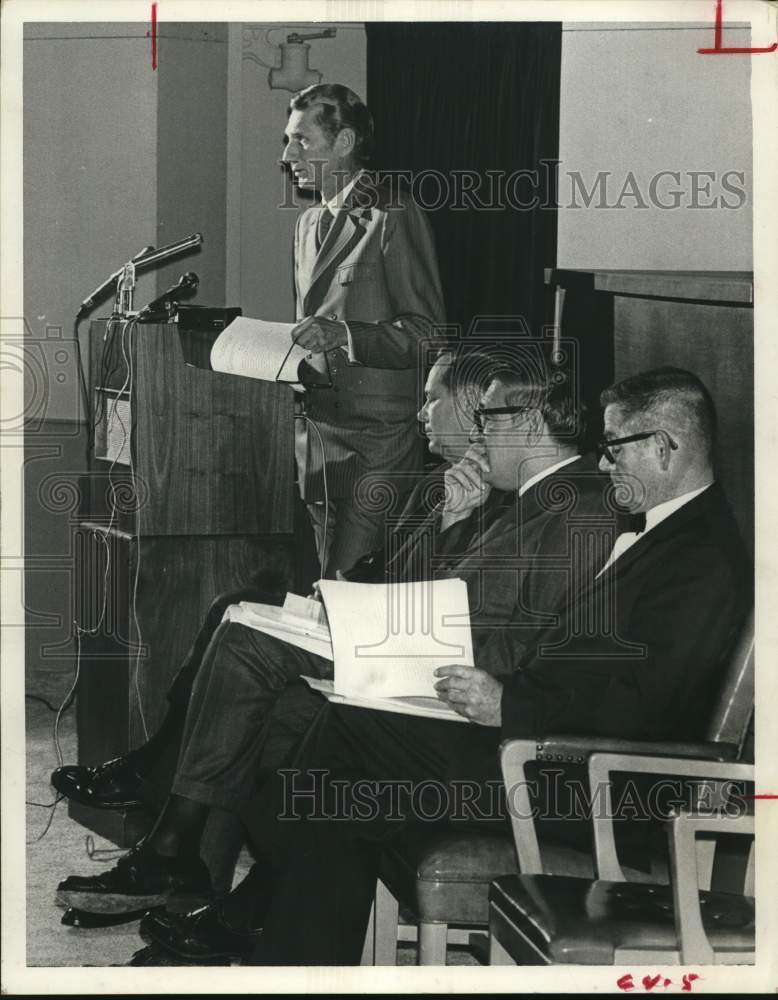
77;245;155;316
136;272;199;320
76;233;203;317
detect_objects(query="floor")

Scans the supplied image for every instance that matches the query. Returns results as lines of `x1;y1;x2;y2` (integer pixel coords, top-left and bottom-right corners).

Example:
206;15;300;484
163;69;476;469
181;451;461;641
22;420;480;970
25;665;480;969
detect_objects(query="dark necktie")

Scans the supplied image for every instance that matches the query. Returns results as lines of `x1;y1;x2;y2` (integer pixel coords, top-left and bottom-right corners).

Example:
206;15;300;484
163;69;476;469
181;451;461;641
316;207;334;251
621;511;647;535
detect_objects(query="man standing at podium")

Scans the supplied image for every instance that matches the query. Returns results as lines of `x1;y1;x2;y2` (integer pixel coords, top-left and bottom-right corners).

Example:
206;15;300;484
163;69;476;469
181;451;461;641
282;83;445;578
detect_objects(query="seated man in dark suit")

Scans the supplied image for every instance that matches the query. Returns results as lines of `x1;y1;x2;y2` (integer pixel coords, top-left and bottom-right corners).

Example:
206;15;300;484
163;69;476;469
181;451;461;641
56;350;615;929
203;366;750;967
49;345;488;821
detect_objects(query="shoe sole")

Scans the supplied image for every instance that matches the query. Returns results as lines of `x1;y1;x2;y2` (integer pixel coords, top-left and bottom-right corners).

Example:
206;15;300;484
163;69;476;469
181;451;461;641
142;919;257;962
55;889;210;915
49;790;146;811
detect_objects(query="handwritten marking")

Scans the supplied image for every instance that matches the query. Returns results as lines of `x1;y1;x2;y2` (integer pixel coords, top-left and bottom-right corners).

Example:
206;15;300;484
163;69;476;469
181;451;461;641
617;973;702;993
698;0;777;54
151;2;158;70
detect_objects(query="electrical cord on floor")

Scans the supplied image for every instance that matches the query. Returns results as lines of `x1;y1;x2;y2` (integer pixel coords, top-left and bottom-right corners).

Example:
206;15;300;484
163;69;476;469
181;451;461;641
26;793;65;844
85;834;126;862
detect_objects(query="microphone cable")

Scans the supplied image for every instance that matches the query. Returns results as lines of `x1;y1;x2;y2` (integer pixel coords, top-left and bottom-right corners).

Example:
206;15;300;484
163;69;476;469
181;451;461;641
294;412;330;580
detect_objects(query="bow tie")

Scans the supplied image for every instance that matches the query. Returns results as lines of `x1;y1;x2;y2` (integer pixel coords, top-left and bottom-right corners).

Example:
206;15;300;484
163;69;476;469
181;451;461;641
618;511;646;535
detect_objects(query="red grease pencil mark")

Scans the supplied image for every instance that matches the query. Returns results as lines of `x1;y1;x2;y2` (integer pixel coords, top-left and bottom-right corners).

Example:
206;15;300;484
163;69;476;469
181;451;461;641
744;794;778;799
151;3;158;70
698;0;777;54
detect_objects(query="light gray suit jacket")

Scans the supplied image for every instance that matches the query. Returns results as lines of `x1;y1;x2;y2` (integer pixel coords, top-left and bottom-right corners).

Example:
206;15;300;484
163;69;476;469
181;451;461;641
292;173;445;501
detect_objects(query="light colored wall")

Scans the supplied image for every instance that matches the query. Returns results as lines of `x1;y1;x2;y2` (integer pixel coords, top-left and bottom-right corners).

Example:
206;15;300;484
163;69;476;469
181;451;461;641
23;23;231;422
557;23;753;271
24;23;159;422
156;24;228;301
233;23;367;321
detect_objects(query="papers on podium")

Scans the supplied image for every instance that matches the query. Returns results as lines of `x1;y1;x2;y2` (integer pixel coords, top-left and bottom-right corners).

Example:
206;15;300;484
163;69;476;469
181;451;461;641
224;581;474;723
210;316;305;383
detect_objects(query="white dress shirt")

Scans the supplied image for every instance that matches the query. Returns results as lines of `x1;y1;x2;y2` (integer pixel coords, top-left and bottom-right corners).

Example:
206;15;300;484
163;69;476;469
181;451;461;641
596;482;713;578
518;453;581;497
320;168;365;214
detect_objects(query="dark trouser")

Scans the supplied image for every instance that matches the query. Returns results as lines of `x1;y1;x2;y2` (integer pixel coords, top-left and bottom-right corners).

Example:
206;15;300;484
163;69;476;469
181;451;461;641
171;624;334;812
134;586;283;812
239;702;505;966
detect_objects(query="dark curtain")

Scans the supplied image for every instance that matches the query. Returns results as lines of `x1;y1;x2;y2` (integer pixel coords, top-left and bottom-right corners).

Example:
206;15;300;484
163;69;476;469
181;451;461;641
366;22;562;339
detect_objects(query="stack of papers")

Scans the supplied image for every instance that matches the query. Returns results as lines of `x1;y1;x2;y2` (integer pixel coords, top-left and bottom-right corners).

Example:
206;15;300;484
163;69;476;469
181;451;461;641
224;581;474;723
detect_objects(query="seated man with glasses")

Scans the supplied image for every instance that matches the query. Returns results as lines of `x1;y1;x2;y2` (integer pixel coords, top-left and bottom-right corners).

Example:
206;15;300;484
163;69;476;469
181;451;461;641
57;347;618;938
222;365;751;967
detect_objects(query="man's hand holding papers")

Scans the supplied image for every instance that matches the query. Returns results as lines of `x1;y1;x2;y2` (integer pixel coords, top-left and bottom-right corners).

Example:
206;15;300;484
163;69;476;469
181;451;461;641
433;665;503;726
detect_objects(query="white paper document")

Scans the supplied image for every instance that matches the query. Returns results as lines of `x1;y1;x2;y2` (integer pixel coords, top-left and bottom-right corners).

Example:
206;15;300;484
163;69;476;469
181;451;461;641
210;315;306;383
317;578;474;699
226;581;474;722
224;594;332;660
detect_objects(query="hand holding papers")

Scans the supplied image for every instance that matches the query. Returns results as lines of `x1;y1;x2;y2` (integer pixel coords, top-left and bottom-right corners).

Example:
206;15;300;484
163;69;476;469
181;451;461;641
210;316;308;383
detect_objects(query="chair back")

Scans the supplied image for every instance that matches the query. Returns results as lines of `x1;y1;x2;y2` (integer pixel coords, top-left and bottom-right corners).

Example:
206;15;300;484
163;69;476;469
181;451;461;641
704;608;754;754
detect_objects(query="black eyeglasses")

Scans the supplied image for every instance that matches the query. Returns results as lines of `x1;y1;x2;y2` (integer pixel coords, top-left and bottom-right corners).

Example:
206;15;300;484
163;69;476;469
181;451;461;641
473;406;532;432
596;430;678;464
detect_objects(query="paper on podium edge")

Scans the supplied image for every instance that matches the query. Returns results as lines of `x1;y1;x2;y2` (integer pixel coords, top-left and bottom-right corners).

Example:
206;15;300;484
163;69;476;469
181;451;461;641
210;315;307;383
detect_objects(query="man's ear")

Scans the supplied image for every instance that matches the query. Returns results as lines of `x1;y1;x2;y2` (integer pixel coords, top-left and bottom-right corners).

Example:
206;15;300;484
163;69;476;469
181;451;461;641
655;430;673;470
335;127;356;158
527;409;544;444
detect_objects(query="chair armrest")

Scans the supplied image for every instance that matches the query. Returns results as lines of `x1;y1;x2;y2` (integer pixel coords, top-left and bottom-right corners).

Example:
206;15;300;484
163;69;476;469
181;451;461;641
587;753;754;881
667;810;755;964
499;740;545;874
532;735;739;763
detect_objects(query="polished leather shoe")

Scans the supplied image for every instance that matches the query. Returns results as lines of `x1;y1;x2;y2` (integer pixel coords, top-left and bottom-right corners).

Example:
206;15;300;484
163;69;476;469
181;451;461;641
50;757;146;810
56;844;212;914
128;944;196;966
140;901;262;962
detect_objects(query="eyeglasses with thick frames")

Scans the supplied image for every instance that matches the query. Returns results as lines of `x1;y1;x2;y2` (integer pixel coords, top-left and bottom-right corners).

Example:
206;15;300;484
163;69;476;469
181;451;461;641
596;430;678;464
473;406;532;432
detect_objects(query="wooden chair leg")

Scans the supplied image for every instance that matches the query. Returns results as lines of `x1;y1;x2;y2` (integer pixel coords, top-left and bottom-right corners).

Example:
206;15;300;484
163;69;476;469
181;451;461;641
373;878;400;966
418;922;448;965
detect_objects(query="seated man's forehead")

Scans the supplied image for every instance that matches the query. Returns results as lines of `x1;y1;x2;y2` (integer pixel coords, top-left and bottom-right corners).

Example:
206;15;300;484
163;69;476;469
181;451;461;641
482;379;505;406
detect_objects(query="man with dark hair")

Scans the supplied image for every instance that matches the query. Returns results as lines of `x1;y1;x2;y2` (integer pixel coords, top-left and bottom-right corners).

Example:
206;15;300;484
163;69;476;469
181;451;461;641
59;347;570;919
282;83;445;578
194;365;749;967
126;358;619;963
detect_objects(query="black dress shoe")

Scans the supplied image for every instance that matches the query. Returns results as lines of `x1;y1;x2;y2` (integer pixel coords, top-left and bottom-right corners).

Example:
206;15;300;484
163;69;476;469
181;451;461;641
61;905;159;928
140;901;262;962
128;944;200;966
56;844;212;914
50;757;146;810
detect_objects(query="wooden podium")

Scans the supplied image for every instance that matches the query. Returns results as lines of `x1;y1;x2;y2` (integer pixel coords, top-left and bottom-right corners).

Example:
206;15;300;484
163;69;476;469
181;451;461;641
72;320;300;843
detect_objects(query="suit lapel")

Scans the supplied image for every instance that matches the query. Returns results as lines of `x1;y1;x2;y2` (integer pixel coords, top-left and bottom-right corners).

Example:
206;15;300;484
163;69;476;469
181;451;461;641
579;483;719;603
302;181;374;316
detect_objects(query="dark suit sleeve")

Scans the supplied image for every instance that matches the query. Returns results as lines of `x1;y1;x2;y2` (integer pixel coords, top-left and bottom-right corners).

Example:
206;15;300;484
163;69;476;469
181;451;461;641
499;545;746;742
345;198;446;369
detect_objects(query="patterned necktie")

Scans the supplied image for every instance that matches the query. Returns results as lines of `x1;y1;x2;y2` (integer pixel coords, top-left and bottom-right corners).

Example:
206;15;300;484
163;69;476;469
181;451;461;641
316;207;334;251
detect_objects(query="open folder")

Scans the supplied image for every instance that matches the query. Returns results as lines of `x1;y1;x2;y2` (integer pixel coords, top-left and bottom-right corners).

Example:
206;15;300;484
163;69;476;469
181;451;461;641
223;581;474;723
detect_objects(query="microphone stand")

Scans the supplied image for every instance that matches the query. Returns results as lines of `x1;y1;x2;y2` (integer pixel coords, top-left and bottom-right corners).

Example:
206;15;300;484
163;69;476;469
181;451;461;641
77;233;203;319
